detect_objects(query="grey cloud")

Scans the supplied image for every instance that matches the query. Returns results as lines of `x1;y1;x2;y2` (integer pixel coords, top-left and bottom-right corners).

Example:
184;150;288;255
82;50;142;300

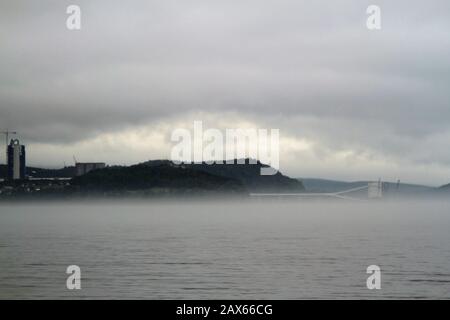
1;0;450;182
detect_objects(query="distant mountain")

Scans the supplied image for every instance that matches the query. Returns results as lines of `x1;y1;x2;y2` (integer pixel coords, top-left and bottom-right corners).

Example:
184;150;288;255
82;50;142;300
70;162;245;196
70;159;304;196
142;159;305;193
300;178;436;196
2;160;303;197
439;183;450;190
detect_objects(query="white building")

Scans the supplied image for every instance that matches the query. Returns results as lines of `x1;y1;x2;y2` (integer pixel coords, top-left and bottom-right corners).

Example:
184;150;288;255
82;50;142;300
75;162;106;176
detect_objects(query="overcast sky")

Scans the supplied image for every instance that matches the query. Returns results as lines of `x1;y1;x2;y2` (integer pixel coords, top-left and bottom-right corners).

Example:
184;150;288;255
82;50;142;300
1;0;449;185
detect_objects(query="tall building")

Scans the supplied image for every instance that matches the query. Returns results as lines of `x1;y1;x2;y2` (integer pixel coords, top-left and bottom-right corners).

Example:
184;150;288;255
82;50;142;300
7;139;26;180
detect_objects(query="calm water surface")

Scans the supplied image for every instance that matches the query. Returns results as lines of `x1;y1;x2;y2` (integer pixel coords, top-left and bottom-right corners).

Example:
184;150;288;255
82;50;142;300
1;200;450;299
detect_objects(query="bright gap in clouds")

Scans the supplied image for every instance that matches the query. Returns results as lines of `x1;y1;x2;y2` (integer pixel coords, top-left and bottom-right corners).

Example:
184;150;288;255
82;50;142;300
21;112;449;187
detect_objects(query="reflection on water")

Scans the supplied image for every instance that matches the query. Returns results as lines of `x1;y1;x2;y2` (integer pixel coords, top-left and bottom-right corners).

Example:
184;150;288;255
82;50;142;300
1;200;450;299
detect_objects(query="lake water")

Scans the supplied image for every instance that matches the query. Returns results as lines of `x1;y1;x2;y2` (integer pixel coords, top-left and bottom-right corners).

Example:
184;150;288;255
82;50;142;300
1;200;450;299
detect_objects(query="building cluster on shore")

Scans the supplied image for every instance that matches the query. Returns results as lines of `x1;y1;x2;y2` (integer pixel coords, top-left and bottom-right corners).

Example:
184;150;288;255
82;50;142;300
0;137;107;198
2;138;105;182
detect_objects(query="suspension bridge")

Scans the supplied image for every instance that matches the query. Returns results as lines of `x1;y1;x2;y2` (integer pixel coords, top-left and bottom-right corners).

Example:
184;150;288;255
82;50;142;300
250;181;383;200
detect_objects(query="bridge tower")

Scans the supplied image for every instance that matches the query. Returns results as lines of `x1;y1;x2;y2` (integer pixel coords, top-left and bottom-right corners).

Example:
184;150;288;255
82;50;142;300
368;180;383;199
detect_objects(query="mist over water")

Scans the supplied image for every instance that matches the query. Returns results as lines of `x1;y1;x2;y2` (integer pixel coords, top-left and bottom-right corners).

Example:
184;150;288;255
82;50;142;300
1;200;450;299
